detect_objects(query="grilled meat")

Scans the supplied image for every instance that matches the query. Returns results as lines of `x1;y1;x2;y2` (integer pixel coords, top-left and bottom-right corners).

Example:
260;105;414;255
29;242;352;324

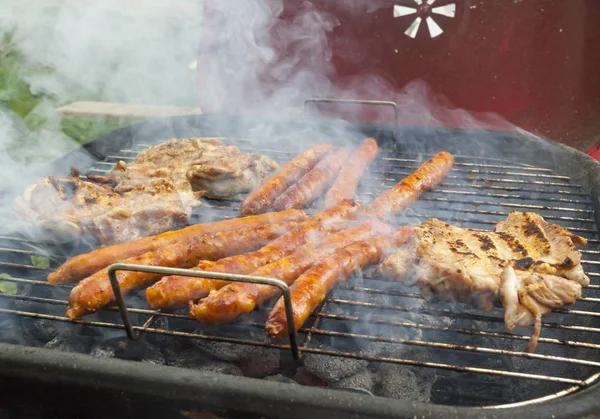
48;209;307;284
147;199;362;309
66;220;299;319
16;138;279;246
324;138;378;209
365;151;454;220
377;212;588;352
15;174;194;246
109;137;279;200
500;263;581;352
272;146;349;210
189;219;393;325
266;226;412;339
241;142;333;215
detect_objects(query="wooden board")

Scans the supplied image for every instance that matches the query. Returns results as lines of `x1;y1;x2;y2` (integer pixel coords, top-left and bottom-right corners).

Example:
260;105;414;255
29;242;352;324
57;101;203;119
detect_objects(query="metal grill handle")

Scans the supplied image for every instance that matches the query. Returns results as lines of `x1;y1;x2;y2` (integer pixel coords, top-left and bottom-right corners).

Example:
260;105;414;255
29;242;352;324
107;263;301;360
303;98;400;142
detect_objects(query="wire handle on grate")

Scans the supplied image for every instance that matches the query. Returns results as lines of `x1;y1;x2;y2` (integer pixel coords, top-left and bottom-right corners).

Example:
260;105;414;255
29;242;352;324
107;263;301;360
303;98;400;142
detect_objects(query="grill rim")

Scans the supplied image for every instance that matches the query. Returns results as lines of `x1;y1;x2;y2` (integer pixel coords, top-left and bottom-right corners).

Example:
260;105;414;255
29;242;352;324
3;113;600;417
1;341;598;419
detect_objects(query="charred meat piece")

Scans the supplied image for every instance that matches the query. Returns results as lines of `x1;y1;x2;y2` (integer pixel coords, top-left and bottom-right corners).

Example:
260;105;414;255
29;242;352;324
147;200;361;309
324;138;378;209
15;174;193;245
500;263;581;352
365;151;454;221
241;142;333;215
377;212;588;352
48;209;307;284
16;138;279;246
109;137;279;200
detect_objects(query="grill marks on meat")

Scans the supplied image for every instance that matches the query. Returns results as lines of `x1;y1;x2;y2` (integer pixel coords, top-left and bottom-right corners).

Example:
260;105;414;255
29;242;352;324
48;207;307;285
272;147;349;211
66;220;299;319
324;138;378;209
110;137;279;200
241;143;333;215
15;174;192;245
16;138;279;246
189;219;392;325
146;200;362;309
377;212;588;352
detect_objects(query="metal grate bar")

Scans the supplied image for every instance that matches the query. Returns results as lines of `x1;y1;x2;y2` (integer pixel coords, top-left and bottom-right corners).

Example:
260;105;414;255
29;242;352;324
3;138;600;409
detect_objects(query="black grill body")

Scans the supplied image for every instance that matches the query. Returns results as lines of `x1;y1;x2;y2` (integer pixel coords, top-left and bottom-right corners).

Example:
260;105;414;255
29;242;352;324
1;114;600;419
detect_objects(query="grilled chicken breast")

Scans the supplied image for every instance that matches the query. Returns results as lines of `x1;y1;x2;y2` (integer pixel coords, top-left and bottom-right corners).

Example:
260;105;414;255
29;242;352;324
377;212;588;352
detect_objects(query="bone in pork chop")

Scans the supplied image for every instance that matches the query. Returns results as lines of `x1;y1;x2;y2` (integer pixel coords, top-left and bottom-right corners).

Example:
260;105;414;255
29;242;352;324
377;212;588;352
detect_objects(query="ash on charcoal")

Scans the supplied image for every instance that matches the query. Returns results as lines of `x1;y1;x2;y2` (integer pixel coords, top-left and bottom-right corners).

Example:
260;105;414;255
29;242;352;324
89;337;165;365
168;348;214;369
375;364;434;402
264;374;298;385
294;366;327;387
0;316;23;345
303;352;368;382
331;369;376;393
22;319;59;346
191;329;278;363
45;332;93;354
197;362;243;376
237;350;280;378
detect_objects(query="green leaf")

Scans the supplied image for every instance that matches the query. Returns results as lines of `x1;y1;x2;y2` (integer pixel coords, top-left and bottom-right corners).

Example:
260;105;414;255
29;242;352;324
0;274;17;295
31;255;50;268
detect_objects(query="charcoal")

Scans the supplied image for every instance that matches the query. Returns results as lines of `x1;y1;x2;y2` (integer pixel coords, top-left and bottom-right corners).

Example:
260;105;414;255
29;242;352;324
21;318;59;345
198;362;243;376
294;366;327;387
45;332;93;354
168;348;214;369
331;369;376;393
89;337;165;365
303;353;368;382
375;364;433;402
264;374;298;385
0;316;23;345
191;330;277;363
238;350;281;378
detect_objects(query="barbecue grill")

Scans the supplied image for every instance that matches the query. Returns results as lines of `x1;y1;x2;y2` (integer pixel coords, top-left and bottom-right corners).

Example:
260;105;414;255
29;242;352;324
1;108;600;419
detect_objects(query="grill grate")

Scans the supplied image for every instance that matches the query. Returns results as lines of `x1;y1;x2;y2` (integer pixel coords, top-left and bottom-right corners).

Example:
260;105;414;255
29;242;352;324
1;137;600;408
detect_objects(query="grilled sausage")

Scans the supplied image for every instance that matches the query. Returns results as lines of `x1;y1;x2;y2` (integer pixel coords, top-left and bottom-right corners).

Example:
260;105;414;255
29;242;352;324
265;227;413;338
189;219;393;325
146;199;362;309
365;151;454;220
65;221;298;319
323;138;378;209
48;209;307;284
272;147;349;211
240;143;333;215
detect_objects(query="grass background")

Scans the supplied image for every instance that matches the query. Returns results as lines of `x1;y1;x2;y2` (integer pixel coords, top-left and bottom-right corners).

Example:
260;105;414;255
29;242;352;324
0;32;129;161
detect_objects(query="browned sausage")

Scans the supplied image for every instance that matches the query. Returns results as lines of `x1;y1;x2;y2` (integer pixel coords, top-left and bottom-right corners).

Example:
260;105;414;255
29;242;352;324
65;220;298;319
146;199;362;309
48;209;307;284
265;227;413;338
240;143;333;215
188;219;393;325
365;151;454;221
272;147;349;211
323;138;378;209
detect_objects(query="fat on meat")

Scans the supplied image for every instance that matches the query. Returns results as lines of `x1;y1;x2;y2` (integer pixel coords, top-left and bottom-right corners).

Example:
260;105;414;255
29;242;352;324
377;211;588;352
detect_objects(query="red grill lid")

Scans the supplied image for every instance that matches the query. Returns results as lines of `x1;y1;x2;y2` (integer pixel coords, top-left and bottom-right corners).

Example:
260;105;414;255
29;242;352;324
197;0;600;153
